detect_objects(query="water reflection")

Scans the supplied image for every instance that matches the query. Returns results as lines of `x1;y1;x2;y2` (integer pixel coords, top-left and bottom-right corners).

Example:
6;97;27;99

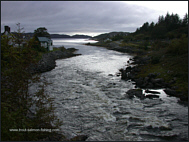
52;38;97;46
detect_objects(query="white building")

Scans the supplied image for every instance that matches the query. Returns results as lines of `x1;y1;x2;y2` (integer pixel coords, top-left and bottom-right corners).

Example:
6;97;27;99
37;37;53;51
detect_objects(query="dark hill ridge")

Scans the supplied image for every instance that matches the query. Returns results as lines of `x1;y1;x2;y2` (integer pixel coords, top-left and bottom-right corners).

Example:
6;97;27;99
50;34;92;38
92;31;130;40
1;32;92;39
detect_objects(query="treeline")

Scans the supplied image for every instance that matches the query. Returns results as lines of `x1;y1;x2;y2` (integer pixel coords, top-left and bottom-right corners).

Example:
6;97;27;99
134;12;188;40
105;12;188;42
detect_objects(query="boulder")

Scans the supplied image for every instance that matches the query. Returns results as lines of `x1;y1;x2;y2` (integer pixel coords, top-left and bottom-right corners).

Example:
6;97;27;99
135;77;144;87
151;78;164;84
146;83;154;89
125;66;132;72
126;89;145;100
119;69;127;79
148;73;157;78
163;89;177;96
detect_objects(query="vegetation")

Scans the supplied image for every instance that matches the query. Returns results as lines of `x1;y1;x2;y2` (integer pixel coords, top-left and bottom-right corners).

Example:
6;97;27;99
34;27;51;38
1;26;63;141
134;13;188;40
14;23;25;47
90;12;188;98
136;35;188;94
131;13;188;96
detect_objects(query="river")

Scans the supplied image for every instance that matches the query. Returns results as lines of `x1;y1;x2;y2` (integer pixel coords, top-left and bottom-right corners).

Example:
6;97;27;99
30;38;188;141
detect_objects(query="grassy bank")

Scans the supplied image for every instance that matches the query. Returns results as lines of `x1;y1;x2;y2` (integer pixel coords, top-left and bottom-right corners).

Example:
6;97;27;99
135;36;188;97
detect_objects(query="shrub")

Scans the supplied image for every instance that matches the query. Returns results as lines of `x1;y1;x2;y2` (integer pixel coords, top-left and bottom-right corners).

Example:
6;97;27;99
28;37;47;53
166;34;188;55
59;46;66;52
151;56;161;64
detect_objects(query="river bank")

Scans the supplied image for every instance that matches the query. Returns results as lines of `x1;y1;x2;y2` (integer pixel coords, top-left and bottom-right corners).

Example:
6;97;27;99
87;40;188;104
28;48;81;74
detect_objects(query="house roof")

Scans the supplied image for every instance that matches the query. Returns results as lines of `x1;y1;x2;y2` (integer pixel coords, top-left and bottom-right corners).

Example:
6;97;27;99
37;37;52;42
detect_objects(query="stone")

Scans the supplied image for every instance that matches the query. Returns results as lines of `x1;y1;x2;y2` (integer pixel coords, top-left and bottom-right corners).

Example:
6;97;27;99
126;66;132;72
126;89;145;100
135;77;144;87
163;89;177;96
151;78;164;84
146;83;154;89
119;69;127;80
144;77;150;82
148;73;157;78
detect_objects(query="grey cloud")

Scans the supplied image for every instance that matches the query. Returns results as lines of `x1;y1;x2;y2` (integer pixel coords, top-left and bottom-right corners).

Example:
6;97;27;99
1;1;161;35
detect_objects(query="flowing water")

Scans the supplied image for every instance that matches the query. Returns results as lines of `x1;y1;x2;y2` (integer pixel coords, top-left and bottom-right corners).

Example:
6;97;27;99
30;38;188;141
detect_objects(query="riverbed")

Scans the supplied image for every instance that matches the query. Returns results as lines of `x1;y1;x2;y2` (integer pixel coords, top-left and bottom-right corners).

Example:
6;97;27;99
29;38;188;141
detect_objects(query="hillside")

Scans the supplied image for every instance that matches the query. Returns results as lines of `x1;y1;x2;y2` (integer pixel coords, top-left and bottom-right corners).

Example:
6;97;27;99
92;31;130;41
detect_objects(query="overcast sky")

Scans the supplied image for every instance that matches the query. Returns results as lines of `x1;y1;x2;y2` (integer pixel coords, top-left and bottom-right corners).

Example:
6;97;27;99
1;1;188;36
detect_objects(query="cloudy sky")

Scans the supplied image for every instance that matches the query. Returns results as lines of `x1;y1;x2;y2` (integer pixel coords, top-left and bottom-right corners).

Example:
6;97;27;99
1;1;188;36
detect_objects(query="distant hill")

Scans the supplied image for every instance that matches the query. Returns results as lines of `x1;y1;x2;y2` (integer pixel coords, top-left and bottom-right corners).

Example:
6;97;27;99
1;32;92;39
93;32;130;40
50;34;92;38
50;34;71;38
71;34;92;38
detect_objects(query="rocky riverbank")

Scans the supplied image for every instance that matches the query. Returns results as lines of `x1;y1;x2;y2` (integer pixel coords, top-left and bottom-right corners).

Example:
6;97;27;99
120;58;188;103
28;48;81;74
119;52;188;104
88;41;188;104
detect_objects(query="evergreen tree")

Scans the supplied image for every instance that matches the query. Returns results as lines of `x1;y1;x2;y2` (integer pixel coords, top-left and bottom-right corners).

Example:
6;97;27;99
182;13;188;26
158;15;165;24
34;27;50;38
149;22;155;29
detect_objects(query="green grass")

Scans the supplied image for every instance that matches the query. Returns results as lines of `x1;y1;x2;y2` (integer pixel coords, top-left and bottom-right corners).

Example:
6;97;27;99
120;42;140;48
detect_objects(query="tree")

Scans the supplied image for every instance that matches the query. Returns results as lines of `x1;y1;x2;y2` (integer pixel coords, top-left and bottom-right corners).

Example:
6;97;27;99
28;36;46;52
14;23;25;47
164;12;171;23
158;15;165;24
182;13;188;26
135;22;149;34
34;27;50;38
149;22;155;29
169;13;181;30
141;22;149;32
